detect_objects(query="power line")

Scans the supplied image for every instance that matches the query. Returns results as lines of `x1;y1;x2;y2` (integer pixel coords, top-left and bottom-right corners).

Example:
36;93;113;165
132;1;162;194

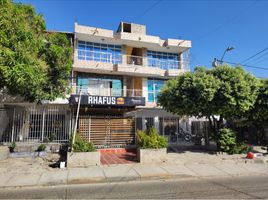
252;53;268;65
240;47;268;64
194;0;258;42
221;60;268;70
243;51;268;65
136;0;163;19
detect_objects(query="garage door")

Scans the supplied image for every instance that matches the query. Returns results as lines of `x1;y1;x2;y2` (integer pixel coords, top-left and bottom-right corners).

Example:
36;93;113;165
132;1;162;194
79;116;135;148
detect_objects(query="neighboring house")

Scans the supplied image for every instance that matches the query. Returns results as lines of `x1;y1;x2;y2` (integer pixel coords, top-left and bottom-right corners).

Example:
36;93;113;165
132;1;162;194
0;22;195;148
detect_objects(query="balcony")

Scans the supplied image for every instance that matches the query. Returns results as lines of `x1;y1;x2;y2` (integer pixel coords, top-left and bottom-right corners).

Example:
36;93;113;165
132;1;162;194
71;86;143;97
73;50;189;77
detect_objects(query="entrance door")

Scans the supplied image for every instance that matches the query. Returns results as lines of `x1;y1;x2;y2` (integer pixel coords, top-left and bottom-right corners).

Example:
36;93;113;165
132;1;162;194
126;77;142;97
78;116;135;148
126;46;143;66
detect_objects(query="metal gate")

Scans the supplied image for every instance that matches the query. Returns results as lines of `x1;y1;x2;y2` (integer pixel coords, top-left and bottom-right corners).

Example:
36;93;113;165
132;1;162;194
0;105;71;143
78;115;135;148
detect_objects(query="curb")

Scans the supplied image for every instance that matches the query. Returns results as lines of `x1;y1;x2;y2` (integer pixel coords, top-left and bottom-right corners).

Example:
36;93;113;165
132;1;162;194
0;173;195;189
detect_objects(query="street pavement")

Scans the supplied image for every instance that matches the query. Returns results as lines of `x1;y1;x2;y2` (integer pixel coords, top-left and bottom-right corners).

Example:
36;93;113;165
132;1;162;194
1;175;268;199
0;151;268;188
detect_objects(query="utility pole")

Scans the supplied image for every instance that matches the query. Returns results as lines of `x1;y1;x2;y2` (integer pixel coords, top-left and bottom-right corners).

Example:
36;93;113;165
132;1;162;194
71;87;82;152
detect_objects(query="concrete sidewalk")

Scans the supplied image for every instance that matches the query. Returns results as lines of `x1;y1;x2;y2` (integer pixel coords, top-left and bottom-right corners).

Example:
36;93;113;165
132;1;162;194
0;159;268;188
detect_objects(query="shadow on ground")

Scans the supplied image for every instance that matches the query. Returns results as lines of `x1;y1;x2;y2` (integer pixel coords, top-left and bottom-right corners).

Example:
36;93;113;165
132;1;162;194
48;144;68;168
168;143;217;154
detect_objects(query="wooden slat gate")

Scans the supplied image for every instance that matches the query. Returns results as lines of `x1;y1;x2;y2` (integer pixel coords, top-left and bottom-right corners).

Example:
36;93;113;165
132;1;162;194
79;116;135;148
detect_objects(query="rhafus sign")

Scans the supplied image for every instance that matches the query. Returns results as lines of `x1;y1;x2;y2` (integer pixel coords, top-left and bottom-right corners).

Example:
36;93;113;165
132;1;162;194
69;95;145;107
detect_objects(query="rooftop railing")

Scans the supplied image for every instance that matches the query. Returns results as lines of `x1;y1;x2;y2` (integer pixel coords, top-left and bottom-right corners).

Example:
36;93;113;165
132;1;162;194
71;86;143;97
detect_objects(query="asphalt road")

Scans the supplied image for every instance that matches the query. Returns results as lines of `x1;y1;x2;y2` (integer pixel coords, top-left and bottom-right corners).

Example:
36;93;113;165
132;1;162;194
1;175;268;199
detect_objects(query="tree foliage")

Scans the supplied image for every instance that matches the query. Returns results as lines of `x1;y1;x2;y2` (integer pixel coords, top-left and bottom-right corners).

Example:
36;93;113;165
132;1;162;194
246;79;268;126
158;65;260;135
0;0;72;101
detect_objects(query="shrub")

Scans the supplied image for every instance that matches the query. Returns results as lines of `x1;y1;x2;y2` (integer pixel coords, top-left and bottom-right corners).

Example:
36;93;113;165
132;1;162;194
218;128;236;154
229;142;253;154
37;144;46;152
49;133;57;142
71;134;96;152
43;137;50;143
137;127;168;149
9;142;16;153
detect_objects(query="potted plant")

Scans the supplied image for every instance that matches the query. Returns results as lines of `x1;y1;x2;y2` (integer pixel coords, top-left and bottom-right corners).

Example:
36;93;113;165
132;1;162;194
36;144;47;157
67;133;100;167
137;127;168;164
8;142;16;153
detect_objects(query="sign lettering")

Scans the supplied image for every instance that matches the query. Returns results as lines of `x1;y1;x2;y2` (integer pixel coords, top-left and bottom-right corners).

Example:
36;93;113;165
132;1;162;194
88;96;116;105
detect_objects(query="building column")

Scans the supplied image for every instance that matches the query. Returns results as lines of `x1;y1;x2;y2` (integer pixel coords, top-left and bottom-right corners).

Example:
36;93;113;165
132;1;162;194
142;78;148;101
142;48;148;67
179;52;183;69
154;116;160;133
121;45;127;65
142;117;146;131
123;76;127;97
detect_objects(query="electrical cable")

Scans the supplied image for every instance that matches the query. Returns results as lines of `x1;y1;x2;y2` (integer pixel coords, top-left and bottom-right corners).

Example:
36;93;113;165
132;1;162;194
194;0;258;42
221;60;268;70
243;51;268;65
136;0;163;19
240;47;268;64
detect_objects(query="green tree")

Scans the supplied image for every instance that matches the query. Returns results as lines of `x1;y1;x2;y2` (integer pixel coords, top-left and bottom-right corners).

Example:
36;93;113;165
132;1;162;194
0;0;72;102
158;65;260;140
242;79;268;143
249;79;268;124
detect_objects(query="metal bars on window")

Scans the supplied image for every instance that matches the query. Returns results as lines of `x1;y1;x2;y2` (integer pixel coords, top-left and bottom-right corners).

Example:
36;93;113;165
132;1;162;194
0;105;71;143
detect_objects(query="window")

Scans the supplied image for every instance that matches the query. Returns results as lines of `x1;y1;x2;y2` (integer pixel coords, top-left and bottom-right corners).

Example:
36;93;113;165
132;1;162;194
147;50;179;70
77;75;122;97
148;79;165;102
77;41;122;64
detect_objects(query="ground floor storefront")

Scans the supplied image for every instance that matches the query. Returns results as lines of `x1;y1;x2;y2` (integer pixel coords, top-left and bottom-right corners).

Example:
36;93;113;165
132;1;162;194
0;103;209;149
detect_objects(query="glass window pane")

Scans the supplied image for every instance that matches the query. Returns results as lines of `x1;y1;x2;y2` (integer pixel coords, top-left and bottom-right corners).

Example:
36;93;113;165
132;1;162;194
78;44;85;50
78;51;85;56
78;40;85;44
101;43;107;48
148;93;154;102
93;46;100;51
85;45;93;51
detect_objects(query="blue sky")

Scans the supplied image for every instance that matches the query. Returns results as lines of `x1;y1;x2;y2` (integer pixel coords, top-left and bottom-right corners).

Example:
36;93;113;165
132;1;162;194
17;0;268;78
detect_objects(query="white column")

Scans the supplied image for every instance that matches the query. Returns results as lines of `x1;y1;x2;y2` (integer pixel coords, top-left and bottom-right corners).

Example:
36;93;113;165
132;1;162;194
121;45;127;65
142;48;148;67
154;116;160;133
142;117;146;131
123;76;127;97
142;78;148;102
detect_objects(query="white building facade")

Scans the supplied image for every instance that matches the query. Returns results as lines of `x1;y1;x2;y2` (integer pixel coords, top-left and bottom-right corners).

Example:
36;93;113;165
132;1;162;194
69;22;192;148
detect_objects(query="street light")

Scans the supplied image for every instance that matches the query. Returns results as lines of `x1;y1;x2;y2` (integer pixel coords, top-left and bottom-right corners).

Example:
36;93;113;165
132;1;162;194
220;46;234;63
212;46;235;67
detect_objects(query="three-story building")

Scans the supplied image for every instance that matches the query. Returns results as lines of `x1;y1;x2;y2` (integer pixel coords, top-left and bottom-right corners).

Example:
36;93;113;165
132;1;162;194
69;22;191;149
